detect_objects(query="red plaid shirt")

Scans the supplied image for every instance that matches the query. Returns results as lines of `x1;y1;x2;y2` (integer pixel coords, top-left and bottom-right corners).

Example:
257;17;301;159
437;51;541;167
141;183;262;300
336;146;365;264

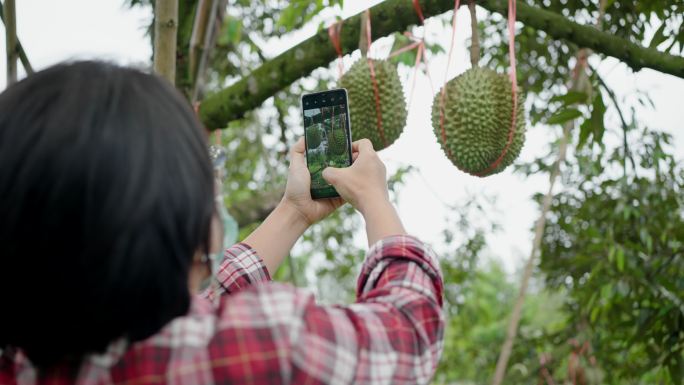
0;235;444;385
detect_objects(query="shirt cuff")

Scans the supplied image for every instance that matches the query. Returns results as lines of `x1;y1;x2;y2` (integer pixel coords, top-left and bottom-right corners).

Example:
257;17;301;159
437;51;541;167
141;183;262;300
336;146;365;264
356;234;444;306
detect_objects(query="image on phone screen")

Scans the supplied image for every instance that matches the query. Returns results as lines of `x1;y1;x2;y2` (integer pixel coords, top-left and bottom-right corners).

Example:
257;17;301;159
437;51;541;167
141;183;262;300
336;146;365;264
303;90;352;199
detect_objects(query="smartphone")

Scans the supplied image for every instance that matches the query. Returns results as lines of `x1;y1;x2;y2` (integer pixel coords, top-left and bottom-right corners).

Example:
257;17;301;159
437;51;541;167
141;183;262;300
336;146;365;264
302;88;353;199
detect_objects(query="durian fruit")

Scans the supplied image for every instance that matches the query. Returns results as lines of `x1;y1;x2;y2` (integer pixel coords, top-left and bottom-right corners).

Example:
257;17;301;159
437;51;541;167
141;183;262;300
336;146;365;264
339;59;407;151
431;67;526;176
328;128;348;156
306;125;322;149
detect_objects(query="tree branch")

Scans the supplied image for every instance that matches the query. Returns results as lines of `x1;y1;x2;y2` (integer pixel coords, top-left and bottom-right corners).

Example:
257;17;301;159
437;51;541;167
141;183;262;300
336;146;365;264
190;0;227;102
154;0;179;84
0;0;32;75
3;0;17;84
199;0;684;129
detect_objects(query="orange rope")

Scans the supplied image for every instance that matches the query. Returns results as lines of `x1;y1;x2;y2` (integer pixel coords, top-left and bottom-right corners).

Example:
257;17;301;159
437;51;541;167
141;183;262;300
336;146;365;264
327;21;344;78
474;0;518;176
412;0;425;23
438;0;461;160
387;0;436;128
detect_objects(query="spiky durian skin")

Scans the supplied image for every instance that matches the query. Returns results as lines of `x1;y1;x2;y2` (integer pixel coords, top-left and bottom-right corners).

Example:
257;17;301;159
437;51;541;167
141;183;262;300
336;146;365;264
328;128;347;156
339;59;407;151
306;126;322;149
432;67;526;176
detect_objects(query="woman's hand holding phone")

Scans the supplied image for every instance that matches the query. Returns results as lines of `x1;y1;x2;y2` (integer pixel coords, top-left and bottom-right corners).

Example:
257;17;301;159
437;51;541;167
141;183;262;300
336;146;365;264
282;137;344;226
247;137;405;275
322;139;406;245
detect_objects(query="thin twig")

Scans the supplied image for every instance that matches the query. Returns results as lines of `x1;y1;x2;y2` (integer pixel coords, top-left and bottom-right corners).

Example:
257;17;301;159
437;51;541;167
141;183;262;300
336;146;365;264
3;0;17;84
0;1;31;75
592;66;637;174
189;0;213;81
192;0;227;102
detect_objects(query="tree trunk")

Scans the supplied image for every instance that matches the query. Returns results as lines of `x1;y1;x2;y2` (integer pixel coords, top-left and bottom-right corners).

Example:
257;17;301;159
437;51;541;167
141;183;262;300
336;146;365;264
198;0;684;130
154;0;179;84
3;0;17;84
490;122;571;385
175;0;200;97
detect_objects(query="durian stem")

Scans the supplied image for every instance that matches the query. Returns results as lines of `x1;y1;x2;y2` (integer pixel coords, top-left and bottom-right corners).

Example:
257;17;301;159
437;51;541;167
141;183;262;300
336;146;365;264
359;10;370;58
468;0;480;68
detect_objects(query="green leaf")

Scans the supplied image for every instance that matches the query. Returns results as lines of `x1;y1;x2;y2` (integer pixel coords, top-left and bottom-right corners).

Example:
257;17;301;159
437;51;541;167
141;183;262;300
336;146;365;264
219;17;243;46
549;91;588;106
590;306;600;323
546;108;582;125
389;51;418;67
577;91;606;149
667;351;683;385
590;91;606;143
649;22;668;49
578;118;592;150
607;245;615;262
616;247;625;272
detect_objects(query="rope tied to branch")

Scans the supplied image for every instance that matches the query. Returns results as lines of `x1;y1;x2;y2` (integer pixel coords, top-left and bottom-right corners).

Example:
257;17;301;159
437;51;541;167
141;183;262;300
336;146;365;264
437;0;461;160
327;20;344;78
364;9;388;148
473;0;518;176
388;0;436;111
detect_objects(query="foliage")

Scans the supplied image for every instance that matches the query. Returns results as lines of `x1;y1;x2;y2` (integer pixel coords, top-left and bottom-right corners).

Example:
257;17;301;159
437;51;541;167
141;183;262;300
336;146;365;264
540;129;684;384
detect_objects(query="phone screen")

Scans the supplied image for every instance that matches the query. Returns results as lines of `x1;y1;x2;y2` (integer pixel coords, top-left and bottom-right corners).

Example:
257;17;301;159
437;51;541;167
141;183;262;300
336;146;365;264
302;89;352;199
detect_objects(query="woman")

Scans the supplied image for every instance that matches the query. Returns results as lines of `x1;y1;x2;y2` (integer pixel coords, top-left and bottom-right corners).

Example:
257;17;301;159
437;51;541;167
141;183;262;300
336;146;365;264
0;61;444;384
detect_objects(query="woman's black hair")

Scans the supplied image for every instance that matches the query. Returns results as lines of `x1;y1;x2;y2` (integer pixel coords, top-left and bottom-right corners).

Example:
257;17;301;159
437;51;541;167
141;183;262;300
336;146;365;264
0;61;214;367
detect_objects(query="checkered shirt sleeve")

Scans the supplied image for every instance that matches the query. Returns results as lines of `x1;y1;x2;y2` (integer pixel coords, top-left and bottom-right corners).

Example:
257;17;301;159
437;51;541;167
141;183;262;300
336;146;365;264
206;234;445;385
201;242;272;301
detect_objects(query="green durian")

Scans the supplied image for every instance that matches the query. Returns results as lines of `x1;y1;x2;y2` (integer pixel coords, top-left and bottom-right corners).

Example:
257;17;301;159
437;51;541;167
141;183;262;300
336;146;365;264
306;125;322;149
432;67;526;176
328;128;348;156
339;59;407;151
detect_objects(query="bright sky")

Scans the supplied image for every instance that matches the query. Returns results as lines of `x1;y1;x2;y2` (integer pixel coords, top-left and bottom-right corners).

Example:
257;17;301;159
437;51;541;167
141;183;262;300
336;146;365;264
1;0;682;273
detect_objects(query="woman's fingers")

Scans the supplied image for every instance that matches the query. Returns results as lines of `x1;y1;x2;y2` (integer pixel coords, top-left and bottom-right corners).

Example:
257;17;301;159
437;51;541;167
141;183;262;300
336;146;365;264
292;137;306;153
289;138;307;169
351;138;374;153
